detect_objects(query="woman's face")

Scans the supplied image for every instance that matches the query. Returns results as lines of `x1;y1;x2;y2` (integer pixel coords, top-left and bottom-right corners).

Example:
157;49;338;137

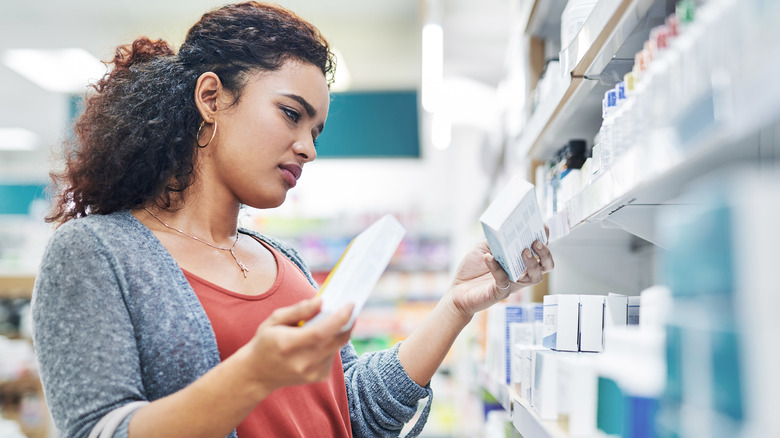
205;59;330;209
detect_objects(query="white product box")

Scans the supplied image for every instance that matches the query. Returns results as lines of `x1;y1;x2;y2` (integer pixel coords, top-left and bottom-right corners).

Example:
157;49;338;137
532;349;560;420
480;175;548;282
628;296;641;325
528;302;545;346
511;344;524;393
509;323;535;388
557;353;599;437
605;294;628;328
308;214;405;331
520;345;546;402
579;295;605;352
639;285;672;329
604;294;628;351
486;304;529;385
543;294;580;352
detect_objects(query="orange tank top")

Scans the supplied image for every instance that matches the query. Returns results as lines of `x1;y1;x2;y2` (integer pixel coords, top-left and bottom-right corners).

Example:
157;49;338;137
184;237;352;437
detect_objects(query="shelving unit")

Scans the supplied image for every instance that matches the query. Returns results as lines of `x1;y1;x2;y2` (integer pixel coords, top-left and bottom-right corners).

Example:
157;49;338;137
0;275;35;299
516;0;671;161
476;0;780;436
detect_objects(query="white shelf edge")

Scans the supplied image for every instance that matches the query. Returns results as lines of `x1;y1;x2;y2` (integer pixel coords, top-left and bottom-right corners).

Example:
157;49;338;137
480;366;571;438
511;392;570;438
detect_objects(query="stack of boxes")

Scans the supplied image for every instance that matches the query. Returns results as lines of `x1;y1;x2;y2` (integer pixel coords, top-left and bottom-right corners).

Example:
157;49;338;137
485;290;654;436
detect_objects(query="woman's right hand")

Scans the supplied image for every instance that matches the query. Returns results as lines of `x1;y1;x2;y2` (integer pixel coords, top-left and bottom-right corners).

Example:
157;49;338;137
240;297;354;395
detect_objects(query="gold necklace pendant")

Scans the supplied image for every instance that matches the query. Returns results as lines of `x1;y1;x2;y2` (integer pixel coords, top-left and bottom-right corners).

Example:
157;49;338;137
144;207;250;278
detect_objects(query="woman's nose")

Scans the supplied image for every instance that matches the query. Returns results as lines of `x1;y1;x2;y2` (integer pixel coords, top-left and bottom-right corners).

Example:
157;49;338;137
294;137;317;162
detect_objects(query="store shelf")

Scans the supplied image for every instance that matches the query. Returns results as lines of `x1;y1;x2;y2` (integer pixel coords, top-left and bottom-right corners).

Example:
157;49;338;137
561;0;659;78
0;275;35;299
547;24;780;247
517;0;671;161
0;374;41;395
480;367;569;438
511;397;569;438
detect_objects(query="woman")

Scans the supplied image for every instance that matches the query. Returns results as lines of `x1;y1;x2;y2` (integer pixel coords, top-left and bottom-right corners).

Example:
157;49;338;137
32;2;554;437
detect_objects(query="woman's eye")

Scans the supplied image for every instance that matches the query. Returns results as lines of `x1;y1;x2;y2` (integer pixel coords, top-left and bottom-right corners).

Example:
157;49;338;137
283;108;300;123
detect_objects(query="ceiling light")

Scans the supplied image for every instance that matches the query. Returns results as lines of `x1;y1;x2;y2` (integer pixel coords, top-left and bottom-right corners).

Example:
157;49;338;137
0;128;38;150
431;112;451;151
2;48;106;93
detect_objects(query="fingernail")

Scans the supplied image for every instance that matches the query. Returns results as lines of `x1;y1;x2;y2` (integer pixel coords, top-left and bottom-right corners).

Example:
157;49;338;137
535;242;542;250
524;249;532;258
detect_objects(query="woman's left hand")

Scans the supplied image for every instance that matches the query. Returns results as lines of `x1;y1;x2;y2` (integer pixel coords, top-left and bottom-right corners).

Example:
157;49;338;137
447;227;554;319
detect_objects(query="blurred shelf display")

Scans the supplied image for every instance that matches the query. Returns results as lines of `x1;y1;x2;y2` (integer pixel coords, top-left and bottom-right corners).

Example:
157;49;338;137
243;210;451;275
0;276;35;299
0;337;51;438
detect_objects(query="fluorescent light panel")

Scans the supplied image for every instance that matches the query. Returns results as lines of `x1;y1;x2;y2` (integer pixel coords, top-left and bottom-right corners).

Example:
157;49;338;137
0;128;38;151
2;48;105;93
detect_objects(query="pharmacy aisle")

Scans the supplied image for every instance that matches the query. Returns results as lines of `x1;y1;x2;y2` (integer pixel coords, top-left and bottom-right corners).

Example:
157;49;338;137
464;0;780;437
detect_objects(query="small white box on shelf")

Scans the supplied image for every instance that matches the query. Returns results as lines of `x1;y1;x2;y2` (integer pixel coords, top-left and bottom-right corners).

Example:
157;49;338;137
486;304;528;385
628;296;641;325
639;285;672;329
543;294;580;352
527;302;545;346
480;175;548;282
519;345;546;402
579;295;605;352
509;323;535;390
604;294;628;351
605;294;628;327
557;353;599;437
532;349;560;420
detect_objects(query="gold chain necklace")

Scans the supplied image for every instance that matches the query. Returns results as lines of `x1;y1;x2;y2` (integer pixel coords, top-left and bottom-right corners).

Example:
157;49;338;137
143;207;249;278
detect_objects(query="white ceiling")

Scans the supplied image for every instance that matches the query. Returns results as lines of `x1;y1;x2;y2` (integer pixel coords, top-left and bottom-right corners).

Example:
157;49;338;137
0;0;512;182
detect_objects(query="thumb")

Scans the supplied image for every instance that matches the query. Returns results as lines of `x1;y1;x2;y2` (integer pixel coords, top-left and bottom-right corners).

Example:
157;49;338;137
268;297;323;326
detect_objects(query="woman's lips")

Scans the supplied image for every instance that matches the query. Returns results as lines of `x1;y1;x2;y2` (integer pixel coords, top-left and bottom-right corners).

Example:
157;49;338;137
279;164;302;188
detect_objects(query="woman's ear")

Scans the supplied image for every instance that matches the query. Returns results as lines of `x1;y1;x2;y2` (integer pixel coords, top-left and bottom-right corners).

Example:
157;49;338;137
194;72;222;122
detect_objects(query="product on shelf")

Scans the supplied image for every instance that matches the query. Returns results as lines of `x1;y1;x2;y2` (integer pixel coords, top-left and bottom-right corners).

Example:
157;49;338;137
542;294;579;352
579;295;605;353
560;0;599;49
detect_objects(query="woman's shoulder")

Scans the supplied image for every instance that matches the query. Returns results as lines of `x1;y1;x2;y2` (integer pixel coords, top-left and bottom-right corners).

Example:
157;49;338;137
49;210;155;253
239;227;317;285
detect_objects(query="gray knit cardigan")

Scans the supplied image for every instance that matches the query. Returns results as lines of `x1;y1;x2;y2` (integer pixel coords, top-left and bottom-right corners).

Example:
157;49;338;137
32;210;432;437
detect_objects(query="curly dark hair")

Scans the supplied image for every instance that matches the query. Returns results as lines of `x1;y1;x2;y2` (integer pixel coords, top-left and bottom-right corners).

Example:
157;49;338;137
47;2;335;225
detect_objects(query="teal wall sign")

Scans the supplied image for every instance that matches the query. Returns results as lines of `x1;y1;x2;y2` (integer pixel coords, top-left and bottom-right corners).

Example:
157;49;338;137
0;184;48;215
316;90;420;158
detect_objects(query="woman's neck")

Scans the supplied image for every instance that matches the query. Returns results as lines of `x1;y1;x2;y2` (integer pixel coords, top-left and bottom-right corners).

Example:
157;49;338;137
143;184;242;244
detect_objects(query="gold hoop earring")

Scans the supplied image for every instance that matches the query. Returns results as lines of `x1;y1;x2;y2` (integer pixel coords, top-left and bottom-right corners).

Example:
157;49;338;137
197;120;217;148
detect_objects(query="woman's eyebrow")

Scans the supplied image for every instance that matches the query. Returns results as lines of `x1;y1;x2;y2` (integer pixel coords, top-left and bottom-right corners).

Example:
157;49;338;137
280;93;317;118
